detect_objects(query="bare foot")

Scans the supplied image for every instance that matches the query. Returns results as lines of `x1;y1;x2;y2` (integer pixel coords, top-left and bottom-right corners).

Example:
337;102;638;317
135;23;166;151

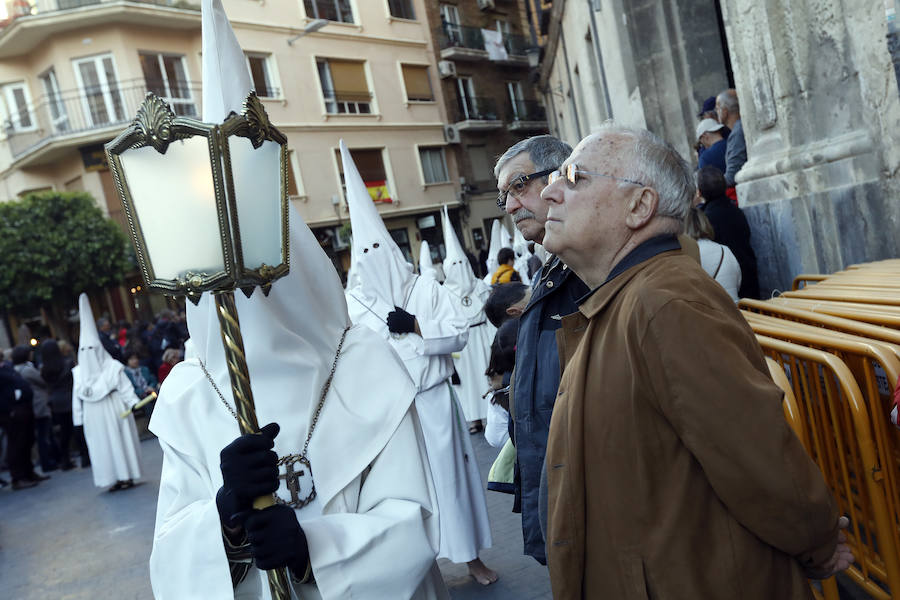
467;558;498;586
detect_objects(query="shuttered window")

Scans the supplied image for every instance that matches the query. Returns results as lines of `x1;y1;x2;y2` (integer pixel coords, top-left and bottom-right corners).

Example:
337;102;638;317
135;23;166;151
402;65;433;102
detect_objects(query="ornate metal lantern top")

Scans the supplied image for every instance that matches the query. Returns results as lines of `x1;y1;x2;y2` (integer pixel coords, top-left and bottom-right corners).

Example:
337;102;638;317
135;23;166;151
105;91;290;304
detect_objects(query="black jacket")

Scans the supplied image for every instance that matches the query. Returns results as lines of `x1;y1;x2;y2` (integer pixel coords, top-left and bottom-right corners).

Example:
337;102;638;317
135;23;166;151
703;196;760;299
0;364;33;415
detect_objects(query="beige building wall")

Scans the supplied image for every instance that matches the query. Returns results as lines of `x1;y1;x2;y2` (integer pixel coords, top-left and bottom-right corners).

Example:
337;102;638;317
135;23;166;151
0;0;460;275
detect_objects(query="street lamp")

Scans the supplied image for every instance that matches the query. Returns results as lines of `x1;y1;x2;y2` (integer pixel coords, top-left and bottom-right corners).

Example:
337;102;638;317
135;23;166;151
105;91;292;598
287;18;328;45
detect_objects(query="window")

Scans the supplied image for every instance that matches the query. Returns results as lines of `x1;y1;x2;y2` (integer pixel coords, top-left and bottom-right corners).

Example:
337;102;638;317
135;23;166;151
2;82;35;132
304;0;353;23
507;81;524;119
335;147;391;203
419;147;449;184
73;54;125;127
401;65;433;102
389;227;413;263
246;53;278;98
468;145;492;182
388;0;415;19
495;20;511;35
139;52;196;116
317;59;371;114
455;76;477;119
440;4;461;43
39;69;69;132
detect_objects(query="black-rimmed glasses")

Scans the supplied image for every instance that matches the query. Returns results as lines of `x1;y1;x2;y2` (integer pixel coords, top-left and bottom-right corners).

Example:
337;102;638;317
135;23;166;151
547;163;646;188
496;167;557;210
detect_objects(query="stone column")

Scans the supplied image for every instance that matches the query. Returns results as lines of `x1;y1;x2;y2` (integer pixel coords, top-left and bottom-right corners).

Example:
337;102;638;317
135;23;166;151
720;0;900;293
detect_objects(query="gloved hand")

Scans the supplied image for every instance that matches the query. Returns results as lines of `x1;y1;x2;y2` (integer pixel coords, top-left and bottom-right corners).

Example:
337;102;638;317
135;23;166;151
244;504;310;574
217;422;280;529
387;306;417;334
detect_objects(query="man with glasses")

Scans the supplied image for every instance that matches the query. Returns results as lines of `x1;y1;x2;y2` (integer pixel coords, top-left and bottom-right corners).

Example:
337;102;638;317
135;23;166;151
539;124;851;598
493;135;586;566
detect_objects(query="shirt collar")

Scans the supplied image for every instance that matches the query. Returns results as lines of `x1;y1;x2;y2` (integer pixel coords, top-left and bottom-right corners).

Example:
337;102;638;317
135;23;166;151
577;234;680;305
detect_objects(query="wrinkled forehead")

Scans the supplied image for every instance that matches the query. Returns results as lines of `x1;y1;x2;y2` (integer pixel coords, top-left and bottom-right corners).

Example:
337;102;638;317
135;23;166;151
568;133;631;170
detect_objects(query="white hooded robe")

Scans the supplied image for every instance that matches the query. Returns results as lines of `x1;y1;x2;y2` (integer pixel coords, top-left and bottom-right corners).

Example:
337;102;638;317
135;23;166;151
341;143;492;564
72;293;142;488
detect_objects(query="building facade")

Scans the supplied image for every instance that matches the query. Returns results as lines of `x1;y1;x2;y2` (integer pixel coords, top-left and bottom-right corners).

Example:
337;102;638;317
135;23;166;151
423;0;548;268
0;0;480;341
534;0;900;296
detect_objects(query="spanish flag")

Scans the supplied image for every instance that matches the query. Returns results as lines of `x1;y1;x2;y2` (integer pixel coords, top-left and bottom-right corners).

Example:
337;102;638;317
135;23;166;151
365;180;392;203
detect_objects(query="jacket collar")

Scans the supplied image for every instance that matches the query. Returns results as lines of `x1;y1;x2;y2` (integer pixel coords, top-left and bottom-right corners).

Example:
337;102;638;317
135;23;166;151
576;234;682;319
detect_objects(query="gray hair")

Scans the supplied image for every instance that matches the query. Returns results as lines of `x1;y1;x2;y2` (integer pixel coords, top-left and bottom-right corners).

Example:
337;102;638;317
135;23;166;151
493;135;572;179
593;122;695;224
716;89;739;114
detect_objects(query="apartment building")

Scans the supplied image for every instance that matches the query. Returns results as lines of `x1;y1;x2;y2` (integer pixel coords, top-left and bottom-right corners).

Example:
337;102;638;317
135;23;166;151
423;0;547;262
0;0;461;333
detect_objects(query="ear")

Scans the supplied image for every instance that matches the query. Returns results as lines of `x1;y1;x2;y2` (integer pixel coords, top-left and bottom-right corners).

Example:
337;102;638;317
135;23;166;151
624;187;659;230
506;305;524;318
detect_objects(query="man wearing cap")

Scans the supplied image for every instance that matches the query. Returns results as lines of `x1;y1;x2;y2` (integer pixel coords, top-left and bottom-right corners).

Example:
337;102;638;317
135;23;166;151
696;118;728;173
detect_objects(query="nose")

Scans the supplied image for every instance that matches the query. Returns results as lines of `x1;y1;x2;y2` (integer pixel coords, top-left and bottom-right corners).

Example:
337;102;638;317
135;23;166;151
541;178;563;205
504;194;521;215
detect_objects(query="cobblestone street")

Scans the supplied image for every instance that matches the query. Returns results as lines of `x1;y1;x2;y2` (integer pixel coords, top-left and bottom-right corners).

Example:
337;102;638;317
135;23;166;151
0;425;551;599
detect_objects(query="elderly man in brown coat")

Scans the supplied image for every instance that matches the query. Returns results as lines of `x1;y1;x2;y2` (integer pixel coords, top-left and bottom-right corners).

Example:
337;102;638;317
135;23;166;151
538;123;853;599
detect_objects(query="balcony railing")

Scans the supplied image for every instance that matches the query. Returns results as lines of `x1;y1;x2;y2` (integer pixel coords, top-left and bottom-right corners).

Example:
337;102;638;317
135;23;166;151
321;88;372;115
435;24;529;57
5;0;199;21
452;96;500;122
508;99;546;123
4;78;201;160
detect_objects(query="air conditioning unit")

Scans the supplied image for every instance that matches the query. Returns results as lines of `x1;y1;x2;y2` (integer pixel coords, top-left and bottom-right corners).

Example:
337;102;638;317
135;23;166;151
477;0;495;10
443;124;461;144
438;60;457;79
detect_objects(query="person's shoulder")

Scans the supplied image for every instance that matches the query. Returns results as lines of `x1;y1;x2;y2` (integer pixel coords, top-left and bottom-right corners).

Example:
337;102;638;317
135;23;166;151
631;253;727;314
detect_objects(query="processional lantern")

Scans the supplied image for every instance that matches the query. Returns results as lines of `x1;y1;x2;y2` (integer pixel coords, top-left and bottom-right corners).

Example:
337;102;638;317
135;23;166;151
105;91;292;600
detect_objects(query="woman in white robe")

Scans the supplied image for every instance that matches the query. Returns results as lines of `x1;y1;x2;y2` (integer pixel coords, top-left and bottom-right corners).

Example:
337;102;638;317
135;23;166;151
72;293;142;491
341;143;496;585
440;207;496;427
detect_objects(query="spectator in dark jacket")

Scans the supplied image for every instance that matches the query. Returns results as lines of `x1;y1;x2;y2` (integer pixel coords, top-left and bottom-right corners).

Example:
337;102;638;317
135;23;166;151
13;345;58;472
40;339;76;470
96;317;123;363
0;361;45;489
698;166;760;299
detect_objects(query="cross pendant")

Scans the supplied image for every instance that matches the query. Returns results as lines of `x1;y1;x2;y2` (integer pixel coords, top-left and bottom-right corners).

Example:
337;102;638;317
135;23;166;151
278;455;316;508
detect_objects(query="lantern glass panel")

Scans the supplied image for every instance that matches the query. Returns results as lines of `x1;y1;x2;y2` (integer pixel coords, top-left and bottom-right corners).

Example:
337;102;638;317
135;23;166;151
229;137;283;269
119;136;226;280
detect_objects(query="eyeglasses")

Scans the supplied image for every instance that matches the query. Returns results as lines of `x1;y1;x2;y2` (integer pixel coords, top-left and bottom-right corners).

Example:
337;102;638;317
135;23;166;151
496;167;557;209
547;163;646;189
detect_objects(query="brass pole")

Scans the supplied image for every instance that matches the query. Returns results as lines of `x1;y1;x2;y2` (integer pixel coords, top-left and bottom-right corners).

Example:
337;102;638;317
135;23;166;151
214;291;291;600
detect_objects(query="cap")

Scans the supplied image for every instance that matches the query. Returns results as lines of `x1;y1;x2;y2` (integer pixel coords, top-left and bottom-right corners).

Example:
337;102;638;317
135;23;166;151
698;96;716;116
695;118;725;141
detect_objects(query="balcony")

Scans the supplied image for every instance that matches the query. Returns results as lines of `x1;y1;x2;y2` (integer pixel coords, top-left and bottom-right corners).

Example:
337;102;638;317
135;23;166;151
435;25;529;65
507;100;548;132
4;78;201;168
451;96;503;131
0;0;200;59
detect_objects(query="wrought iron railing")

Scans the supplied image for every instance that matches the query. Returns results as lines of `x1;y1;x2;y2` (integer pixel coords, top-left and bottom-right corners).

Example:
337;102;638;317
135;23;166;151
6;0;199;20
435;24;529;57
508;99;546;122
4;79;201;159
451;96;500;122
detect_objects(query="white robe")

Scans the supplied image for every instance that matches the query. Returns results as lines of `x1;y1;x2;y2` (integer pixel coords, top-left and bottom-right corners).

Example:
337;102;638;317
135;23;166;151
72;364;142;488
149;325;447;600
347;276;493;563
448;282;496;423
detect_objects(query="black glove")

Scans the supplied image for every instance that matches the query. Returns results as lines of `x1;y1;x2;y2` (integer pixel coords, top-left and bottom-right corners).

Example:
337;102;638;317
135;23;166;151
217;422;280;529
244;504;310;574
386;306;416;334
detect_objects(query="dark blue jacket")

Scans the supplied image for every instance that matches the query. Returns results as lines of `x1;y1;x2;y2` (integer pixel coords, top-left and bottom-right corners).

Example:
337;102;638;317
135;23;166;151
512;256;588;564
698;138;728;173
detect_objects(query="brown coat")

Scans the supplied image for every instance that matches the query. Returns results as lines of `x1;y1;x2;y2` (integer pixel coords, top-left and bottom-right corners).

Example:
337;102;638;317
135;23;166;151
546;247;839;600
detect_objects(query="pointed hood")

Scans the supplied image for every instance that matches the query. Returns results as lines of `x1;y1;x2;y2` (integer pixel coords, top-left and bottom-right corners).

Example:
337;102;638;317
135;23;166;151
441;206;477;298
502;221;514;251
75;293;123;401
485;219;504;276
342;140;416;311
513;225;531;282
419;240;437;279
202;0;252;122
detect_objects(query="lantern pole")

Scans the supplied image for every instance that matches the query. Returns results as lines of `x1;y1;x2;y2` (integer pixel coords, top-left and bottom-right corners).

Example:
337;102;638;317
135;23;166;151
214;290;291;599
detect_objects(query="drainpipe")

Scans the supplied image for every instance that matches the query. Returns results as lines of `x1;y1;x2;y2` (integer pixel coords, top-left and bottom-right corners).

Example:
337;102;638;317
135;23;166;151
588;0;613;119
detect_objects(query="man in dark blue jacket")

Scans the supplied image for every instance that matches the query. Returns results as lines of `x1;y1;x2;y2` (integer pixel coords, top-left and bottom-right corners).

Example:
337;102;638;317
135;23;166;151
0;362;45;489
495;135;587;564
